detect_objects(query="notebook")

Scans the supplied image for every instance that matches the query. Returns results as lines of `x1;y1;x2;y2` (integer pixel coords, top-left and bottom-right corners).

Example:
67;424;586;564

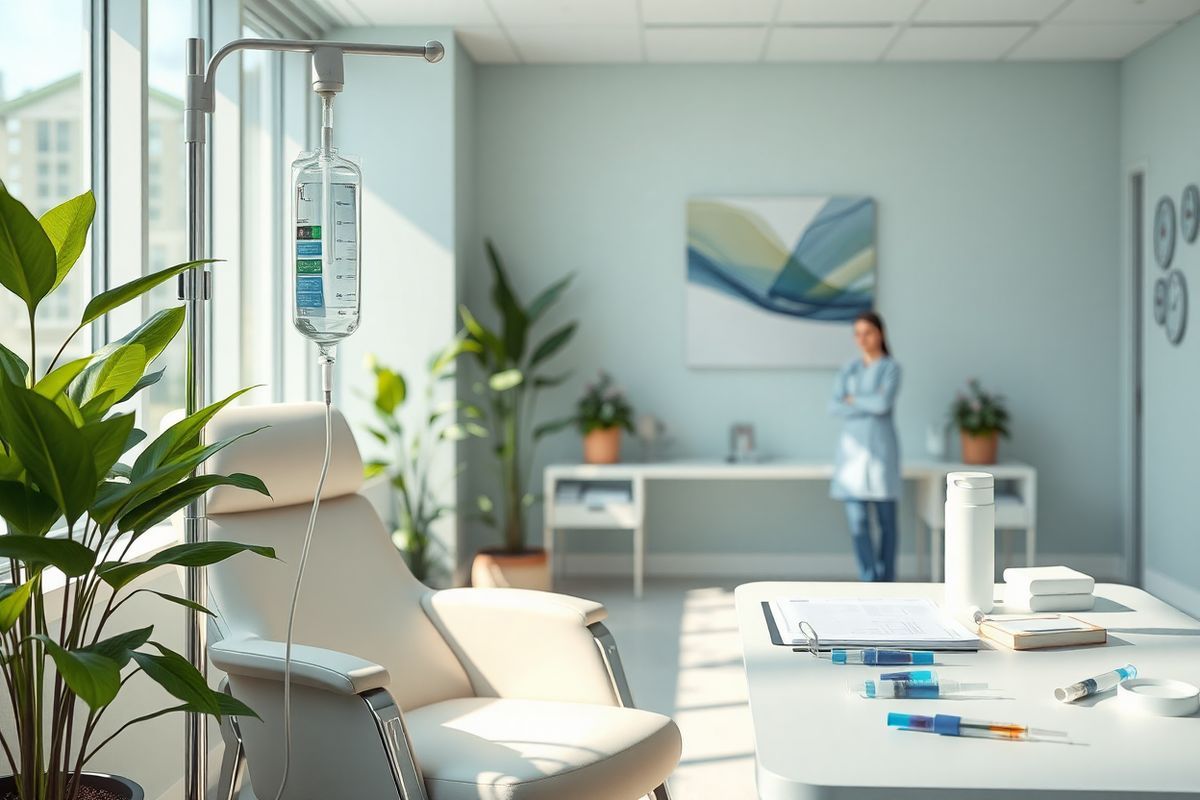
977;614;1106;650
765;597;980;651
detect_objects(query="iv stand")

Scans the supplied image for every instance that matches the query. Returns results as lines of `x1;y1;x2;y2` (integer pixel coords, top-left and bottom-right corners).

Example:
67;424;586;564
181;35;442;800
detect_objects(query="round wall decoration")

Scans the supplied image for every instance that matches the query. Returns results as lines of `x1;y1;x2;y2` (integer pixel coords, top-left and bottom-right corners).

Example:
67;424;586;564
1155;195;1176;269
1182;184;1199;244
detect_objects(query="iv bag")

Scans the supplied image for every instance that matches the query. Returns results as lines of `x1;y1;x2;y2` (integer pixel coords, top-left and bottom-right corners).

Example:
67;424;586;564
291;147;362;344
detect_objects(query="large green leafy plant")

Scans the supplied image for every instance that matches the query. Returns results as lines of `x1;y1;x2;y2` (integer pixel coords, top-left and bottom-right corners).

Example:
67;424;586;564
457;240;576;554
950;378;1011;437
0;186;272;799
363;352;485;582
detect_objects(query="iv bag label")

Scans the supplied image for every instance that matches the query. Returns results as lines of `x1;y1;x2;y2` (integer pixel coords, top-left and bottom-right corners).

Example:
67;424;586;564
297;241;322;257
296;275;324;310
296;259;322;274
297;225;322;240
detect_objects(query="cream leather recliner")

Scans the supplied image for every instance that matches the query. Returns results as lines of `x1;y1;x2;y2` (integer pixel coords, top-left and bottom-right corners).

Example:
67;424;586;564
203;403;680;800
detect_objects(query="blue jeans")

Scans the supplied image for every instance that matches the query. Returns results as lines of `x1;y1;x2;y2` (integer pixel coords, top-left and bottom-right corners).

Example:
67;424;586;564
843;500;897;582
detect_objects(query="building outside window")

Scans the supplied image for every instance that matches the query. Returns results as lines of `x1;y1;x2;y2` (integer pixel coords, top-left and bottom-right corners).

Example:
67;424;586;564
35;119;49;152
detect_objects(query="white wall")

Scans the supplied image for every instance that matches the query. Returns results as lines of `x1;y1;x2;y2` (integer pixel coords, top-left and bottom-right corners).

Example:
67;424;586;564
468;62;1124;575
1121;16;1200;613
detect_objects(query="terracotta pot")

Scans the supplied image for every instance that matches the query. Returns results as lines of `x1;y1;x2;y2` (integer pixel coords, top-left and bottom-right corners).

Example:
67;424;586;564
583;427;622;464
960;430;999;465
0;773;143;800
471;548;550;590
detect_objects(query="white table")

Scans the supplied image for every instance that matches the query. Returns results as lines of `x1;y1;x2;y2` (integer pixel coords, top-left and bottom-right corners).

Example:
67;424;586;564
736;581;1200;799
543;460;1037;597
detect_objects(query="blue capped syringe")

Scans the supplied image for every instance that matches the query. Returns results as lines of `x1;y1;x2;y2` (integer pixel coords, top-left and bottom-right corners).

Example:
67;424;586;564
832;648;935;666
1054;664;1137;703
854;671;988;699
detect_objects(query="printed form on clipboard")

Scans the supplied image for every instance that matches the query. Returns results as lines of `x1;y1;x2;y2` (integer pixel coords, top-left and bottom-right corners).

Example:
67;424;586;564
768;597;981;650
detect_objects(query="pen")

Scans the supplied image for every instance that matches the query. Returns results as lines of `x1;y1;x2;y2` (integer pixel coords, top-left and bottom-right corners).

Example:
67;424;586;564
887;712;1066;741
830;648;935;665
1054;664;1137;703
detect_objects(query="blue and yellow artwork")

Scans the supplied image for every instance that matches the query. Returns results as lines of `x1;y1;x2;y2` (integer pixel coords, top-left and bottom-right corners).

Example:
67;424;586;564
686;196;877;368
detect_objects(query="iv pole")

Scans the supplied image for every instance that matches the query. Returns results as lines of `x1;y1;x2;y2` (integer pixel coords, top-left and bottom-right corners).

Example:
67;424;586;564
181;36;443;800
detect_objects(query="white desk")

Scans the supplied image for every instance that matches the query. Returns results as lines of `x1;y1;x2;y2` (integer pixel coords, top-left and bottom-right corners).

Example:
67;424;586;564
736;581;1200;799
543;460;1036;597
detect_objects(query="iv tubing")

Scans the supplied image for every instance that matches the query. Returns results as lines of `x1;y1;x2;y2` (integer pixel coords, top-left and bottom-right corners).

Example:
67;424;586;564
272;347;336;800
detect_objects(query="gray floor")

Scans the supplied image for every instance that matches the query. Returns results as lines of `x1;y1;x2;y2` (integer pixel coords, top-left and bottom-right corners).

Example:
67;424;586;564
558;577;757;800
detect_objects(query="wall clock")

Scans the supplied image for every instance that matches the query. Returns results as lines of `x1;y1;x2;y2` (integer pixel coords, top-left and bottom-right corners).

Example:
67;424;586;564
1154;277;1168;325
1155;195;1176;269
1183;184;1200;244
1166;269;1187;346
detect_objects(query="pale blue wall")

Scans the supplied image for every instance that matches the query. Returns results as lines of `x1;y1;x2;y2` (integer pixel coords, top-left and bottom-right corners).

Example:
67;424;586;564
1121;16;1200;611
466;62;1124;574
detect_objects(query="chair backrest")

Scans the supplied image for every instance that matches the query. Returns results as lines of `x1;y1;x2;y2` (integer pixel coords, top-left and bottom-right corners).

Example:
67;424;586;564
204;402;472;710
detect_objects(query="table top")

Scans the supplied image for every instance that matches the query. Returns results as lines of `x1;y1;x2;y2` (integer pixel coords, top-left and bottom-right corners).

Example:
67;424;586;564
546;459;1035;481
735;581;1200;799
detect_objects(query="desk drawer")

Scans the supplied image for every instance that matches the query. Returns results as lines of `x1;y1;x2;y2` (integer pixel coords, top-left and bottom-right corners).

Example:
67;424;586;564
552;480;637;529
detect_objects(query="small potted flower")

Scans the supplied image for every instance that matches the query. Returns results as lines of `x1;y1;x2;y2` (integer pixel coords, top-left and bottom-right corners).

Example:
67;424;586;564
949;378;1010;465
576;371;635;464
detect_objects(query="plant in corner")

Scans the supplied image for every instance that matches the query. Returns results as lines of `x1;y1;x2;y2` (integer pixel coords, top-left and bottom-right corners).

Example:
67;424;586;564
575;371;634;465
456;240;576;590
949;378;1010;465
0;185;274;800
362;352;486;584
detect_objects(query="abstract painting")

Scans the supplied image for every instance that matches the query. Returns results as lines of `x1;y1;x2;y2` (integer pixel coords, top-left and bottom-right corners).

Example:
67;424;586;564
686;195;877;368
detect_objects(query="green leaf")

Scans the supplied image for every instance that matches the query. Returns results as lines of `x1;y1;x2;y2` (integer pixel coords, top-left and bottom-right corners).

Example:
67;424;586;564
488;369;523;392
33;635;121;709
116;367;165;405
86;626;153;669
0;481;60;536
529;323;577;368
132;386;256;480
0;381;98;522
0;537;96;577
363;460;387;479
124;589;214;617
477;495;494;513
373;365;406;416
131;642;225;717
430;335;483;375
459;305;505;364
0;343;29;386
533;372;570;389
484;239;529;362
34;356;91;400
80;413;136;481
55;392;86;426
0;581;34;632
533;416;575;440
528;274;574;322
0;184;57;313
70;343;147;414
99;540;276;593
80;259;217;327
366;428;388;446
38;190;95;290
117;473;268;536
105;306;185;365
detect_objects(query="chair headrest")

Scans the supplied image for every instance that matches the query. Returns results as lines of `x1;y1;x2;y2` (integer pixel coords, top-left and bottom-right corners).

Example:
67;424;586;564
205;402;364;514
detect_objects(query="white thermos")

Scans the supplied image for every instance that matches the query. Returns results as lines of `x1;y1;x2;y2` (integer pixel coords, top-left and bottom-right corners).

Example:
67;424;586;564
943;471;995;615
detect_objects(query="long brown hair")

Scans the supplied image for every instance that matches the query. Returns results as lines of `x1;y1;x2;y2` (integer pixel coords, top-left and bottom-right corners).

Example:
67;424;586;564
855;310;890;356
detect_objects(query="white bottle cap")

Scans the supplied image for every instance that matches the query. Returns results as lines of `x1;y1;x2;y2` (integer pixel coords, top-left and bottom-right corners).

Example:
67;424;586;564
1117;678;1200;717
946;471;994;505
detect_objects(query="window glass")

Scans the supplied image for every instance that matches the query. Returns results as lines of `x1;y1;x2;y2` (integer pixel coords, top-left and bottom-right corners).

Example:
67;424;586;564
0;0;89;377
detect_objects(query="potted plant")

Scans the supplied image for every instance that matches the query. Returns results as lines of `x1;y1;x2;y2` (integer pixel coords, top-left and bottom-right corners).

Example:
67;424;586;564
456;240;577;590
576;371;634;464
949;378;1010;465
362;352;485;584
0;186;272;799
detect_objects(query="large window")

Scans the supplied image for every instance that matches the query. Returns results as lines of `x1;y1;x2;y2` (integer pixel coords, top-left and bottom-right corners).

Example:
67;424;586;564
0;0;90;378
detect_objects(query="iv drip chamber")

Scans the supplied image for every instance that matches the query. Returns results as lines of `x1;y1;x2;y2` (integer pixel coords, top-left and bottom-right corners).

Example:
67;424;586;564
291;93;362;345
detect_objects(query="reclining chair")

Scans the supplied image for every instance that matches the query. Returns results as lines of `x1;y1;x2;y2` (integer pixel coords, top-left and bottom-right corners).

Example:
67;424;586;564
203;403;680;800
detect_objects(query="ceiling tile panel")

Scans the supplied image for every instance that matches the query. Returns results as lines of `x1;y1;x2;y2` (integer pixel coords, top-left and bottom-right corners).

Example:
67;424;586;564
765;26;895;60
508;25;644;62
1007;21;1171;58
642;0;777;25
778;0;923;23
645;26;768;62
488;0;640;26
456;27;520;63
348;0;497;25
887;25;1032;60
917;0;1065;23
1054;0;1200;23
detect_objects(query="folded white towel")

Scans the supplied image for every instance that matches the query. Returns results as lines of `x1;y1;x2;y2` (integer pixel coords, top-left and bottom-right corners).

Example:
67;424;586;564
1003;565;1095;596
1002;587;1095;613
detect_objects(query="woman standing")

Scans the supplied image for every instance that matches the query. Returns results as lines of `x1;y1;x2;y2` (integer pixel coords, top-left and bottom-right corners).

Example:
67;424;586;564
829;311;901;582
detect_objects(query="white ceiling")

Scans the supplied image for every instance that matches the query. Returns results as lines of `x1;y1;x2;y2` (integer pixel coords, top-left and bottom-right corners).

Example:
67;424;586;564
316;0;1200;64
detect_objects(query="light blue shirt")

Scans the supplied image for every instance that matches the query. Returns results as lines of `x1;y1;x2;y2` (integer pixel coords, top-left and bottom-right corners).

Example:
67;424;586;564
829;356;902;501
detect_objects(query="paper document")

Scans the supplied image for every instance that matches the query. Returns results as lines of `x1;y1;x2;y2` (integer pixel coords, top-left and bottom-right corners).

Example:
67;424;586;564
770;597;980;650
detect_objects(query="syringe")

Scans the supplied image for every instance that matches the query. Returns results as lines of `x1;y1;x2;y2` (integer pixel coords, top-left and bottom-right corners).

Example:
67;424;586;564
887;713;1066;741
1054;664;1137;703
831;648;935;666
854;672;988;699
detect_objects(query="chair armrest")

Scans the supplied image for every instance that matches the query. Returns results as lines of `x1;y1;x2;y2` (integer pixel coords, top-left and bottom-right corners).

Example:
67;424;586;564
210;637;390;696
422;588;619;706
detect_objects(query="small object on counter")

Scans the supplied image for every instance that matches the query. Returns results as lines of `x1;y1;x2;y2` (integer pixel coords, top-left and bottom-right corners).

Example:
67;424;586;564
1003;566;1095;596
1002;588;1096;613
831;648;935;666
1055;664;1137;703
977;615;1106;650
854;672;988;699
887;712;1067;741
1117;678;1200;717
